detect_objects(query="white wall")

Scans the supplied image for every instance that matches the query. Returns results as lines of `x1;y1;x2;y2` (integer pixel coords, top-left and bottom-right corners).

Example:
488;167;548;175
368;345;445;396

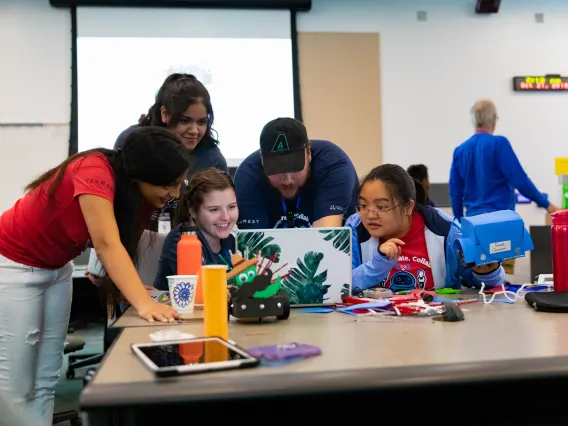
0;0;70;212
1;0;559;282
298;0;568;208
298;0;566;283
4;0;566;210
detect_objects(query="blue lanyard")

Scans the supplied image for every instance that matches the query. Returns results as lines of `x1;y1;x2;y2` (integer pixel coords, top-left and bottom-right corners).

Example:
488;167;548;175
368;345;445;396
281;195;301;228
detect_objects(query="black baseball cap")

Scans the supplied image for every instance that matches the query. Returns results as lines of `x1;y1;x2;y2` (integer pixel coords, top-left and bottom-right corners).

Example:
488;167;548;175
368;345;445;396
259;118;309;176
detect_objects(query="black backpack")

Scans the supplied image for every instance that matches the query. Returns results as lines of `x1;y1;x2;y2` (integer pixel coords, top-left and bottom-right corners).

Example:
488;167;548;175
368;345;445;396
525;291;568;313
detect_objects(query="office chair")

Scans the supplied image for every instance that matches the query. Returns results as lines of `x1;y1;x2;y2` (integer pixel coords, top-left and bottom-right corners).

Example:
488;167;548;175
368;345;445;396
53;335;85;425
137;230;168;285
65;309;107;379
66;352;104;379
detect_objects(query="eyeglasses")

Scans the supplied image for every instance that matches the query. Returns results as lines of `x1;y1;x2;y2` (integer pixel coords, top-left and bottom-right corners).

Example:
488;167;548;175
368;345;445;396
358;203;402;216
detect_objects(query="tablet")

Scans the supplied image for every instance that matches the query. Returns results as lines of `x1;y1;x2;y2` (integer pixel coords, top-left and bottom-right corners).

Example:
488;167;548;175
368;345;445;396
131;337;260;377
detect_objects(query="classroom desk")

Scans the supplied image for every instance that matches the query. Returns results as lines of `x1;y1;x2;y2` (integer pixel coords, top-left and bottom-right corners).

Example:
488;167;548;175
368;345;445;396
81;299;568;425
112;306;204;328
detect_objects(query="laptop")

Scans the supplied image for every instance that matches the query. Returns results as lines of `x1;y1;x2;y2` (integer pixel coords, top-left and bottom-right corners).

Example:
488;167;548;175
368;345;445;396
234;227;352;306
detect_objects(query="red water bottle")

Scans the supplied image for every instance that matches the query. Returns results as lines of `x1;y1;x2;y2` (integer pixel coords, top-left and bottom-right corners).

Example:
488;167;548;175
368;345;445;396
551;210;568;291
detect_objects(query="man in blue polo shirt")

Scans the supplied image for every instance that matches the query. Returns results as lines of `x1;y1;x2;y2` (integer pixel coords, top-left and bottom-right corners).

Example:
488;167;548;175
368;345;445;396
235;117;358;229
450;99;560;277
449;99;559;219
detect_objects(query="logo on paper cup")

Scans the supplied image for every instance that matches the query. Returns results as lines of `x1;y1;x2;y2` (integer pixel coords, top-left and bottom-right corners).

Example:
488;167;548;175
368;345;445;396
172;281;194;308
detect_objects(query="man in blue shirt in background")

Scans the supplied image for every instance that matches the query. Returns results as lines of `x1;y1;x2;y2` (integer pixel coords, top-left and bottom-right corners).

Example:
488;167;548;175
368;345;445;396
450;99;559;276
449;99;559;219
235;117;358;229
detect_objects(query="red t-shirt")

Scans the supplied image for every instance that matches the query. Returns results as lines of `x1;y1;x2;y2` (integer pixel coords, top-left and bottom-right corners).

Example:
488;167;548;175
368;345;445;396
0;153;115;269
381;212;435;292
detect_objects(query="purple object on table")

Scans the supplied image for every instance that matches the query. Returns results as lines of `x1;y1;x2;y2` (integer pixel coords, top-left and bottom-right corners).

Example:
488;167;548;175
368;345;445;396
247;343;322;361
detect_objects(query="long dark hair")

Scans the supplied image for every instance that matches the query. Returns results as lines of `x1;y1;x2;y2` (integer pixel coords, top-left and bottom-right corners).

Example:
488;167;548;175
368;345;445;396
413;179;428;207
138;73;218;148
173;168;235;227
27;126;191;309
407;164;429;182
360;164;423;211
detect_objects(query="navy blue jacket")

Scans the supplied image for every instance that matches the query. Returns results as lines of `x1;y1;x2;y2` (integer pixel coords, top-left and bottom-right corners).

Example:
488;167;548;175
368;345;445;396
153;225;235;290
347;206;505;293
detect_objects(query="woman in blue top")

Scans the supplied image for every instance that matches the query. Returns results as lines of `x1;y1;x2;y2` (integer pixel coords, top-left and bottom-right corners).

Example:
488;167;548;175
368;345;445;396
114;73;227;173
154;168;238;290
114;74;228;228
346;164;505;294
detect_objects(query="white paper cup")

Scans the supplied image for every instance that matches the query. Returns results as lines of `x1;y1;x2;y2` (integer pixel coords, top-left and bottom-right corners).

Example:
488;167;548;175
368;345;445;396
166;275;198;316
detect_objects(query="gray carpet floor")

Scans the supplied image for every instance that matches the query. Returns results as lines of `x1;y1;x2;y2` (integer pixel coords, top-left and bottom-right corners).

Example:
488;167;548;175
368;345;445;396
54;324;104;424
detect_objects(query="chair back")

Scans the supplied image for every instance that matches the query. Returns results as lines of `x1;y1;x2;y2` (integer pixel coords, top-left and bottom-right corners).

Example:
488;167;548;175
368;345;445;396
137;230;167;285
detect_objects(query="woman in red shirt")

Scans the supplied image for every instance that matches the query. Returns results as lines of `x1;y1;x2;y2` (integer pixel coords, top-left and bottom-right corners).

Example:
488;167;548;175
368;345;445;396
0;126;189;425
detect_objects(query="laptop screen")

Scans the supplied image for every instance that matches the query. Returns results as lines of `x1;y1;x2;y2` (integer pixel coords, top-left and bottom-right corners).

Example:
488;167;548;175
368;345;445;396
235;227;352;306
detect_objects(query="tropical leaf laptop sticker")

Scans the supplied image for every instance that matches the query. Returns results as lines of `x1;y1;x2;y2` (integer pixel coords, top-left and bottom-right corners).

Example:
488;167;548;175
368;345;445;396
236;228;352;305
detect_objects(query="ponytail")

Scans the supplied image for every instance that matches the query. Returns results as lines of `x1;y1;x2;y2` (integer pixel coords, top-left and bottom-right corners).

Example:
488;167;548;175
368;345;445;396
138;104;160;127
139;73;198;128
413;179;428;208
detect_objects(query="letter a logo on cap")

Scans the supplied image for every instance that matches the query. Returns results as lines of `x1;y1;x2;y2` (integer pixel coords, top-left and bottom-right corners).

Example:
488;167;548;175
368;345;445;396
271;133;290;153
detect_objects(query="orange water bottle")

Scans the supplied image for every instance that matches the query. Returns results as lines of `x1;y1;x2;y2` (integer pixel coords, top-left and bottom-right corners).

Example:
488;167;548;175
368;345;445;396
202;265;229;341
179;341;204;364
177;224;202;276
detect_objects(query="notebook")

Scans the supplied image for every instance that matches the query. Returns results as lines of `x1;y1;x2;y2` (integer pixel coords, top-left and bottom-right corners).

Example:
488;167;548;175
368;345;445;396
234;227;352;306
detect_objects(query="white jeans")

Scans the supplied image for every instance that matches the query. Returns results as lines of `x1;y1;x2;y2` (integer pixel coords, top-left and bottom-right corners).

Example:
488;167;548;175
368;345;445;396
0;254;73;426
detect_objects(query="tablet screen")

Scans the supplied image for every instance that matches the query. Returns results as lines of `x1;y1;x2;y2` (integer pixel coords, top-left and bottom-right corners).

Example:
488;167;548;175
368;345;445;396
137;339;249;368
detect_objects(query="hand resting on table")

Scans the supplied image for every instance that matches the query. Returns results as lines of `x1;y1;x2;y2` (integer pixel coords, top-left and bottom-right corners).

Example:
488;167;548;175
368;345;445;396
85;267;175;322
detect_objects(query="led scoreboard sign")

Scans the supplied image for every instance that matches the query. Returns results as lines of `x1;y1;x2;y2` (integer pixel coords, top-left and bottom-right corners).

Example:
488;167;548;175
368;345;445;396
513;75;568;92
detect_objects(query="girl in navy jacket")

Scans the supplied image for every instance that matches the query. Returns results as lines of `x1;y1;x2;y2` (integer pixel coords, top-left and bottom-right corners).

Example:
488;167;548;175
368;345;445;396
154;168;237;290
